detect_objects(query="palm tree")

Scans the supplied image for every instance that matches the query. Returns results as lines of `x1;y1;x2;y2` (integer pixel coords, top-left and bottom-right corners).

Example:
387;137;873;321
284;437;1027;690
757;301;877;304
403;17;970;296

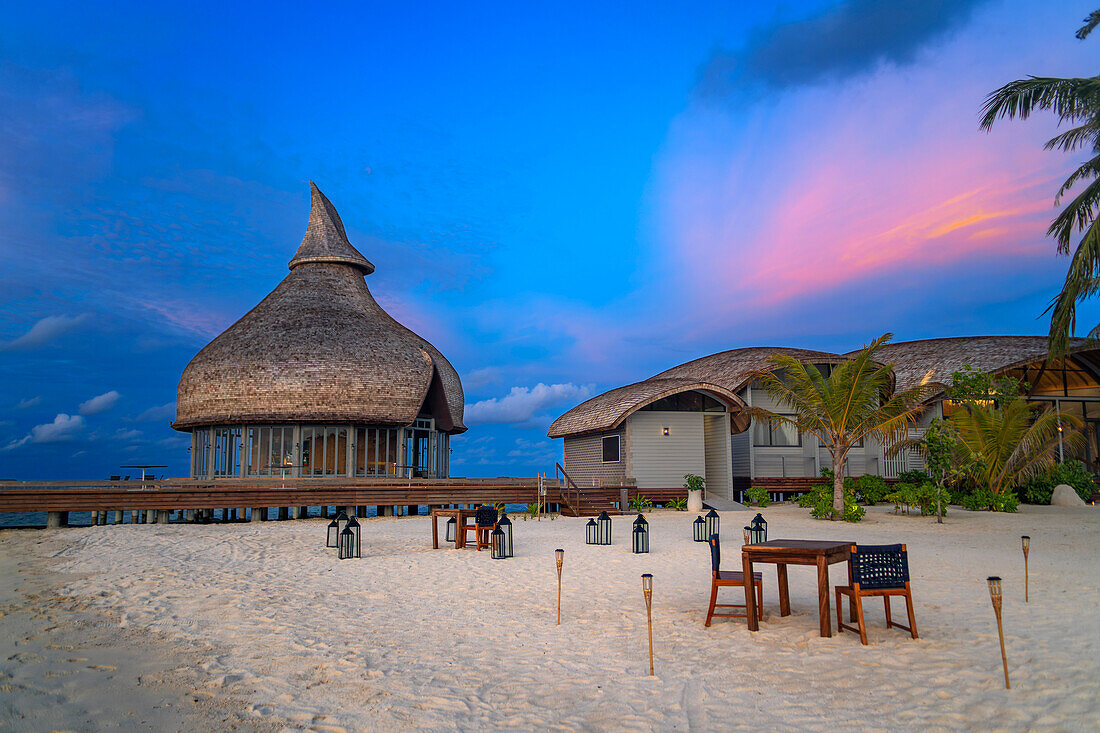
950;398;1083;498
750;334;932;519
979;11;1100;356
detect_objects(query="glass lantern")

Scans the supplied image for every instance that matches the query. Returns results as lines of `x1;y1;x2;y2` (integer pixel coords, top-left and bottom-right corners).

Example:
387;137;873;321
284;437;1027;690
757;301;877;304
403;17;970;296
491;526;508;559
497;512;513;558
596;511;612;545
326;518;340;548
632;513;650;554
585;517;599;544
704;508;720;540
445;516;456;543
345;515;362;558
692;515;707;542
749;513;767;544
338;525;357;559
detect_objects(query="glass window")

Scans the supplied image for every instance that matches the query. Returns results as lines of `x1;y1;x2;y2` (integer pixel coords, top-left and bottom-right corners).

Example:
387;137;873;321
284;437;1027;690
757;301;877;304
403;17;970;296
753;417;801;447
602;435;620;462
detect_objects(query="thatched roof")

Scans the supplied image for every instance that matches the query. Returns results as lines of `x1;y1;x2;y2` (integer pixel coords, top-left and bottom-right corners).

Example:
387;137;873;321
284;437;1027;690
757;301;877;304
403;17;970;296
547;347;842;438
869;335;1090;393
174;183;465;433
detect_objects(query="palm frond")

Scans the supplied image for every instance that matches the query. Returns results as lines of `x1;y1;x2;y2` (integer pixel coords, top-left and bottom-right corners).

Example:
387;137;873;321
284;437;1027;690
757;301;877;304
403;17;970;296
1078;10;1100;40
1045;123;1100;154
1047;219;1100;356
1054;152;1100;205
1047;176;1100;250
980;77;1100;130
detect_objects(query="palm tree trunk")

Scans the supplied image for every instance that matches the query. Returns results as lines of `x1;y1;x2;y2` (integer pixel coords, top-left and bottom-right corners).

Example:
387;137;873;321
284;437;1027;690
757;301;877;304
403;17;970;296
832;451;846;520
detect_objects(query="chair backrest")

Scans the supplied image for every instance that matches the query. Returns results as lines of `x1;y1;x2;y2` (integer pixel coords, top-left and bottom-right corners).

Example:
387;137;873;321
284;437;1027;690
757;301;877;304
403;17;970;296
475;506;498;527
851;544;910;589
708;534;721;574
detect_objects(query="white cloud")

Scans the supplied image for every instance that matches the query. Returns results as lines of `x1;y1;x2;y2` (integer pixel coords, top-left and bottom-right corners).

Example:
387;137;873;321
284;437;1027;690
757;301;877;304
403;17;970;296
16;396;41;408
3;413;86;450
464;383;592;425
462;367;502;392
113;428;143;440
136;402;175;422
2;314;90;351
79;390;120;415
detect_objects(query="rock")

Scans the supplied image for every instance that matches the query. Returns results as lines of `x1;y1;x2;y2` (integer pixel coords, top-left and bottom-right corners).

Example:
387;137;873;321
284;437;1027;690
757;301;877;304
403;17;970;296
1051;484;1086;507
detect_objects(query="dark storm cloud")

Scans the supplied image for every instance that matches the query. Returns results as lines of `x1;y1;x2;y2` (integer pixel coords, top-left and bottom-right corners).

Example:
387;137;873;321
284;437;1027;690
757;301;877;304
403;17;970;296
699;0;990;95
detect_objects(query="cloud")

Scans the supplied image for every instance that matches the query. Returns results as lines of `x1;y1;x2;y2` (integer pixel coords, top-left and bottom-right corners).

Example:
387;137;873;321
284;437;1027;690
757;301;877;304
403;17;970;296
3;413;86;450
464;383;593;425
136;402;176;422
79;390;121;415
113;428;143;440
16;396;41;409
698;0;988;95
462;367;502;392
1;314;90;351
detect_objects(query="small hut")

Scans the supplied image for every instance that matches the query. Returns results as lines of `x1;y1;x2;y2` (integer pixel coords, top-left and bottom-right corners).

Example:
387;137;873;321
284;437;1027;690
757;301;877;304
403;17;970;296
173;183;465;479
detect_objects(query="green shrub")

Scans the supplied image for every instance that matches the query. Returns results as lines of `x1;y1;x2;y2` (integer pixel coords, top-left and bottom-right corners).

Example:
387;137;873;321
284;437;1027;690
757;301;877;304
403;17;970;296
666;497;687;511
745;486;772;507
896;469;929;484
886;482;946;516
1018;460;1095;504
852;474;889;505
961;487;1019;512
629;494;653;513
796;479;865;522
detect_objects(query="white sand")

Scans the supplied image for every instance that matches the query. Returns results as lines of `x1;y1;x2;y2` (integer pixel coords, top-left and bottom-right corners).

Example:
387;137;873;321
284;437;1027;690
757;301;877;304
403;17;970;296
3;504;1099;731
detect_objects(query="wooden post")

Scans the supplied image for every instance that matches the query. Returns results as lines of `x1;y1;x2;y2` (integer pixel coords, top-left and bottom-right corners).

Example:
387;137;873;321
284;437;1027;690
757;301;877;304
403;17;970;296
988;576;1010;689
555;549;564;625
642;574;654;676
1021;536;1030;603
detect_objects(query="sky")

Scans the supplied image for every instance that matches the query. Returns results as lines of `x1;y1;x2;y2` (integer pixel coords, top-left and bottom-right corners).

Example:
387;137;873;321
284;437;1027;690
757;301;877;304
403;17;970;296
1;0;1097;479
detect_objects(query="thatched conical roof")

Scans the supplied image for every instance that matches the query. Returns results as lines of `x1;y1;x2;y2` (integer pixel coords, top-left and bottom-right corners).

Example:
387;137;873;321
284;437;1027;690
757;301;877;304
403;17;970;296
174;183;465;433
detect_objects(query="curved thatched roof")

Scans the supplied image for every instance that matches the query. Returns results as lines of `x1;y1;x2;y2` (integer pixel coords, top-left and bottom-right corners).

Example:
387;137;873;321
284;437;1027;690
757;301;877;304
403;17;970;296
174;183;465;433
547;347;843;439
869;335;1091;393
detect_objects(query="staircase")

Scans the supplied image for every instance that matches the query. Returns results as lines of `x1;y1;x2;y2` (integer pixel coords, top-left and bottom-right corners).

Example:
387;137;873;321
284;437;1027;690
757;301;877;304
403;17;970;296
554;464;625;517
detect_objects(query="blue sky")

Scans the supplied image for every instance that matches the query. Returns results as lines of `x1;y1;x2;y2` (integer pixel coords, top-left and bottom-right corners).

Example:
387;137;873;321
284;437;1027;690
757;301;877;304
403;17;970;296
1;0;1097;479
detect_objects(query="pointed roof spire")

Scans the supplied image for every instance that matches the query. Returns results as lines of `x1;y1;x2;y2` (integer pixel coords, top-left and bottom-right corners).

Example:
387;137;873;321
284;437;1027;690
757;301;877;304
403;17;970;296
288;182;375;274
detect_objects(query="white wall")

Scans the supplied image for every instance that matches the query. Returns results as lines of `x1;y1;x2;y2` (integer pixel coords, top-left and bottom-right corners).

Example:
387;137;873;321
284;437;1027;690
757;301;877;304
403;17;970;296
626;411;705;489
704;413;732;499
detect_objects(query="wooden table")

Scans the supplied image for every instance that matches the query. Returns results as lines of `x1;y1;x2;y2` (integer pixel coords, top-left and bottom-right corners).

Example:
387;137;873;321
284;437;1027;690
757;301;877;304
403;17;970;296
742;539;852;637
431;507;476;549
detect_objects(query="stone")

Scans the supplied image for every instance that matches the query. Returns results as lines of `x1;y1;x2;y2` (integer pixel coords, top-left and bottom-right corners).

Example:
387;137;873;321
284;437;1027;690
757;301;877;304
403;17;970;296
1051;484;1086;507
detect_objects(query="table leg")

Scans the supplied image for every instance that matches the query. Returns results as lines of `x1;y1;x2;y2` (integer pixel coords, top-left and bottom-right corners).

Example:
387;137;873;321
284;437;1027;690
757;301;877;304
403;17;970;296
456;512;465;549
817;556;832;638
743;552;758;632
777;563;790;616
432;511;439;549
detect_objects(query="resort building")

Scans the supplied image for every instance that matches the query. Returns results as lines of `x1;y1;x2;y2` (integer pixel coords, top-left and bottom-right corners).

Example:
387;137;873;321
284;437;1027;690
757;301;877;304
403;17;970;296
548;337;1100;499
174;183;465;479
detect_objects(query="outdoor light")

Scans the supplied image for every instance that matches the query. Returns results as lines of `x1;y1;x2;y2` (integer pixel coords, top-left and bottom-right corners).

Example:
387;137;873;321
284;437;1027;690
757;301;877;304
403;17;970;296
987;576;1010;689
445;516;456;543
326;518;340;548
704;508;719;540
641;574;654;676
632;513;650;554
338;525;356;560
662;426;670;436
692;515;707;542
1021;536;1030;603
596;511;612;545
555;548;565;625
585;517;599;544
743;526;751;545
491;525;507;559
345;515;361;558
497;512;514;558
749;513;768;544
336;510;349;536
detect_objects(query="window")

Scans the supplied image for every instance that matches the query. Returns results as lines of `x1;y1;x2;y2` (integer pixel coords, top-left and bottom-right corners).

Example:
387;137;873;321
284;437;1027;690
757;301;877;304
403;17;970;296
602;435;620;462
753;417;801;447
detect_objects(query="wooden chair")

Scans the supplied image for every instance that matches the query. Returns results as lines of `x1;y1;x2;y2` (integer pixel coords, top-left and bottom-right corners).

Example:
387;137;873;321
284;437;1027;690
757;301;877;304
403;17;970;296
835;543;918;645
463;506;498;551
705;534;763;626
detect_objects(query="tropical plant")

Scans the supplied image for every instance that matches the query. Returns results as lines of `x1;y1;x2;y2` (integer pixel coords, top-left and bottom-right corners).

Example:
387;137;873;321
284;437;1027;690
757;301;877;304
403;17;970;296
888;418;968;523
751;333;931;519
629;494;653;513
947;365;1029;405
851;474;890;505
683;474;706;491
797;476;865;522
1019;459;1097;503
961;487;1020;513
522;501;542;520
885;482;944;517
979;12;1100;356
666;497;688;511
951;398;1084;500
745;485;771;507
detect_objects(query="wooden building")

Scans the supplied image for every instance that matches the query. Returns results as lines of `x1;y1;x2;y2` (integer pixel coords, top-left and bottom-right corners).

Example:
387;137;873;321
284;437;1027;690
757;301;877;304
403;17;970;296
549;337;1100;496
174;183;466;480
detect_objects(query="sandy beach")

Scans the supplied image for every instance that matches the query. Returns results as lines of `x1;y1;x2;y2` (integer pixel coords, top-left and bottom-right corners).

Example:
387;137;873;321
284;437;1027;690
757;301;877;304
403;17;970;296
2;503;1099;732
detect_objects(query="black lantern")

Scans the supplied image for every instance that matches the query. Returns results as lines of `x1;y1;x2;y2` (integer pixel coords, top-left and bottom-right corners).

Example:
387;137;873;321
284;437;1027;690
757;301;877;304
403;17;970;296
704;508;720;540
632;513;650;554
496;512;513;558
692;515;707;542
445;516;456;543
491;526;508;559
338;525;357;559
749;513;767;544
326;518;340;548
596;511;612;545
336;510;349;535
585;518;598;544
345;515;362;558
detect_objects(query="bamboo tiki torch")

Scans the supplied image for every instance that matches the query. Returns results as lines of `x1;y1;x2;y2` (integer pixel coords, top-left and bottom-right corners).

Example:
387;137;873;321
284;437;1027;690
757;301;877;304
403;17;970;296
743;527;750;546
642;573;654;676
987;576;1010;689
555;548;564;625
1021;536;1030;603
